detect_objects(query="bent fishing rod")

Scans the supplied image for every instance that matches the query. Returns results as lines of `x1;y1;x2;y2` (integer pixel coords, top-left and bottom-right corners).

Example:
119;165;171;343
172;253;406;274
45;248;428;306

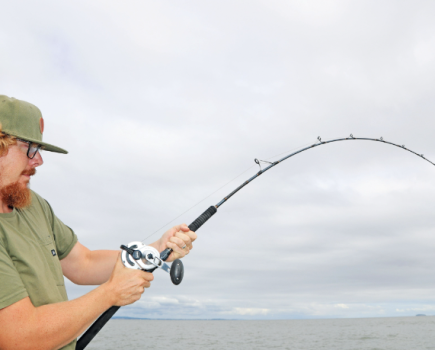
77;135;435;349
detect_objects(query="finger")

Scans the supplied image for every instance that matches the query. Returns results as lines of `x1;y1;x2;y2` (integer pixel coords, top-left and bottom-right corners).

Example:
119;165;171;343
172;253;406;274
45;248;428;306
179;230;197;244
174;232;192;248
166;241;188;258
140;271;154;282
170;223;188;234
167;240;187;255
169;236;187;249
175;229;197;245
188;230;197;243
179;223;190;232
139;276;152;288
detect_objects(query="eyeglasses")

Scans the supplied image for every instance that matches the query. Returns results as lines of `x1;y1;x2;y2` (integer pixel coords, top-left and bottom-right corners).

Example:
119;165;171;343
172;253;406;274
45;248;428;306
16;139;42;159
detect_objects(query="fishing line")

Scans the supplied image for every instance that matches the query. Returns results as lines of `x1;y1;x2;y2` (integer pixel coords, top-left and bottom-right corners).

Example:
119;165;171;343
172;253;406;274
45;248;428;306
140;164;256;242
141;139;316;242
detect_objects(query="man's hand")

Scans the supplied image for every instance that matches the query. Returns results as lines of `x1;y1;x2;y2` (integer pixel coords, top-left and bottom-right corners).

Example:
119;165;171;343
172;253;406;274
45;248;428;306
149;224;197;262
105;253;154;306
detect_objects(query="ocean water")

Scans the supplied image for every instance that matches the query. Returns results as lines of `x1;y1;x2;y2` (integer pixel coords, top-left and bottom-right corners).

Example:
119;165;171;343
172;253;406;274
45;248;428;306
86;317;435;350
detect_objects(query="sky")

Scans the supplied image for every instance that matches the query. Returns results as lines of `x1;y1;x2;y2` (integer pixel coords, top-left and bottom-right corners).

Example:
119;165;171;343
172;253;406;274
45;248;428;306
1;0;435;321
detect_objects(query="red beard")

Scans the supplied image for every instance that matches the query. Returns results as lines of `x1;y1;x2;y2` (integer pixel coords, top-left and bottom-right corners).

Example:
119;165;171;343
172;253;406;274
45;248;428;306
0;168;36;209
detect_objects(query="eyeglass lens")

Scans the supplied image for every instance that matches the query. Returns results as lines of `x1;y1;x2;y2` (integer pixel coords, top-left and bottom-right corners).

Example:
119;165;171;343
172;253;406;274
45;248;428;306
27;143;41;159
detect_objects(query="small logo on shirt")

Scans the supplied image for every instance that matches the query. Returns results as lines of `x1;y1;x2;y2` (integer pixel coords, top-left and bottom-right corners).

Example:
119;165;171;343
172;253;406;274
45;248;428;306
51;249;57;256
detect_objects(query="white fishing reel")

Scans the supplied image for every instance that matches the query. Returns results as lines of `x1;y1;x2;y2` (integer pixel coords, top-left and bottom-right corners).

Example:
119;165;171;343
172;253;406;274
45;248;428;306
120;241;184;285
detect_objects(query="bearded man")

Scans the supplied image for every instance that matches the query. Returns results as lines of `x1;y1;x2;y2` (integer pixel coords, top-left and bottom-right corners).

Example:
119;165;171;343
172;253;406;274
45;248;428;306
0;95;196;350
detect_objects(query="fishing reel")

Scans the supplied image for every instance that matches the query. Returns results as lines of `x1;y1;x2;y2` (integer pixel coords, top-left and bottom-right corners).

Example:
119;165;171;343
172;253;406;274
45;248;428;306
120;241;184;285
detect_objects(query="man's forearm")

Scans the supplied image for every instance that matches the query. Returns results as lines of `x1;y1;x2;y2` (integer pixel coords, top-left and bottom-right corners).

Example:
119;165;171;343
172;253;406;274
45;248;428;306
61;243;119;285
1;283;114;350
81;249;119;284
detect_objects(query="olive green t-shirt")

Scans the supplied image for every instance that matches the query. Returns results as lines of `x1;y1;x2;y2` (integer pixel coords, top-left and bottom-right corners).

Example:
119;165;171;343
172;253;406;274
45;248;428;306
0;190;78;350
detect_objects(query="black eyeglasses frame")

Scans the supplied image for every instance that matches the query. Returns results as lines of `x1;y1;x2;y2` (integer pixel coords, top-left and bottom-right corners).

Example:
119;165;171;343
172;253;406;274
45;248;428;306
16;138;42;159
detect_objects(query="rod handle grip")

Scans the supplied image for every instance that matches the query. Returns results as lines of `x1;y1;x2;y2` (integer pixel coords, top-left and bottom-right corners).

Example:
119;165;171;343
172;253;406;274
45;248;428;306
188;205;217;232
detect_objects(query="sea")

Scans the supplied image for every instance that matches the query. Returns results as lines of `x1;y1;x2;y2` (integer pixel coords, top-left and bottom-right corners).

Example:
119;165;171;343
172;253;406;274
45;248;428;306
86;316;435;350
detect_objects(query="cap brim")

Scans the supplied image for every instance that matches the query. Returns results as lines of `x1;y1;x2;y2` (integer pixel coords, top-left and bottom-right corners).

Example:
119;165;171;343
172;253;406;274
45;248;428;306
40;141;68;154
15;136;68;154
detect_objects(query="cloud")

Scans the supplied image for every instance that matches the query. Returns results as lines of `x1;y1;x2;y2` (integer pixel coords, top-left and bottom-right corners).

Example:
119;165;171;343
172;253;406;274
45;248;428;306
2;0;435;320
224;308;270;316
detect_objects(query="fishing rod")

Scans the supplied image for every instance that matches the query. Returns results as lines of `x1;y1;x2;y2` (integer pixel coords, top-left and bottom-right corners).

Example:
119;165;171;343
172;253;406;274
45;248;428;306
76;135;434;349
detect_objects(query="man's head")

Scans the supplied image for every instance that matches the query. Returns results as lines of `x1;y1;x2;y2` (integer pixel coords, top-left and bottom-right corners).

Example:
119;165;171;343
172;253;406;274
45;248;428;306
0;95;67;209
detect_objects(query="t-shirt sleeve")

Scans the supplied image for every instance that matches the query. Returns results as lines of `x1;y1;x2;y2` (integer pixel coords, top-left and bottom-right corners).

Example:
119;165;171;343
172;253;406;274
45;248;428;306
52;217;78;260
0;241;28;309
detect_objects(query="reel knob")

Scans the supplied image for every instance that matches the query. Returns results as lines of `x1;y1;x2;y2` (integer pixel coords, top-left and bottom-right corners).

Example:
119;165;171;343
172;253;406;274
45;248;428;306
170;259;184;285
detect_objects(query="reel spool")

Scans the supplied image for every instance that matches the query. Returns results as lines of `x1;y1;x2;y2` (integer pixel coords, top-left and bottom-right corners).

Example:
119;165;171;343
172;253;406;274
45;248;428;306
120;241;184;285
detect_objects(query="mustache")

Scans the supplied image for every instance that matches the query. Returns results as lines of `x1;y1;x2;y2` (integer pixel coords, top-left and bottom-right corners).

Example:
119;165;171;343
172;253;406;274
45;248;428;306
21;168;36;176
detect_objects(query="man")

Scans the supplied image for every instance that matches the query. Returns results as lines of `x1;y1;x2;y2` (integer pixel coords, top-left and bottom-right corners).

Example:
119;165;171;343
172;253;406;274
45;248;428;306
0;95;197;350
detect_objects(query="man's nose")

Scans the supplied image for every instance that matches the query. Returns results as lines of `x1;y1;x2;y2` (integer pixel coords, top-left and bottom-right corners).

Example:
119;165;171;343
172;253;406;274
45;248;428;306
29;151;44;167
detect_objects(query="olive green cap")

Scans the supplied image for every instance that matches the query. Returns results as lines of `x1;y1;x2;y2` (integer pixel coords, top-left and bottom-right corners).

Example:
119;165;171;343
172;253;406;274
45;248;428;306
0;95;67;154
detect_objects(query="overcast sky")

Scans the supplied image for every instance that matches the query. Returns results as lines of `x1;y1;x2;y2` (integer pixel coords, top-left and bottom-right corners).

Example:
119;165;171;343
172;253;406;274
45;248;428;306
2;0;435;322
